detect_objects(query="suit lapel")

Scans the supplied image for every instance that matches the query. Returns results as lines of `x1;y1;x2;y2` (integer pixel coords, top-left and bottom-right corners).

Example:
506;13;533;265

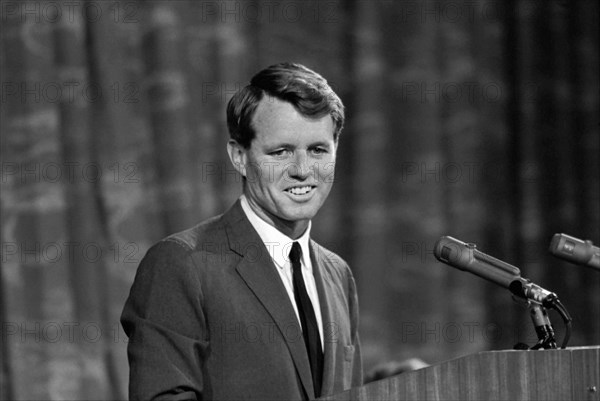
310;240;337;397
223;201;315;398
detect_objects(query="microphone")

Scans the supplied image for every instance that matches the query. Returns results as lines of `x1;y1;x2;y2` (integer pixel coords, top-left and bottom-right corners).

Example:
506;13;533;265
433;236;521;288
434;236;572;349
433;236;556;305
549;233;600;271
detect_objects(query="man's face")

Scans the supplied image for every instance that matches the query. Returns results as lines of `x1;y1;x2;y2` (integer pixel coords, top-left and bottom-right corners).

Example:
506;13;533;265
228;97;337;237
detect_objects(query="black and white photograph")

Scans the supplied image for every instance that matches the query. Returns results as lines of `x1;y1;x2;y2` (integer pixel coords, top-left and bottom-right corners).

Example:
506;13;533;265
1;0;599;400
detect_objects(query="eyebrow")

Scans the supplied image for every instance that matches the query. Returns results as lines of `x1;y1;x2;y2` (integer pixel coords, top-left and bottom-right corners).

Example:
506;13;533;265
309;141;332;148
266;141;332;149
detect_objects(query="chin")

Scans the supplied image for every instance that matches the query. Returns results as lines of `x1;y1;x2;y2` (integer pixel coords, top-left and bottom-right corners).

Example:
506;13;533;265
279;207;319;222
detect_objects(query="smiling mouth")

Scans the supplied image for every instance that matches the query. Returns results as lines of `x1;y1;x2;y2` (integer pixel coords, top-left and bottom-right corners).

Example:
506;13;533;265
285;185;315;196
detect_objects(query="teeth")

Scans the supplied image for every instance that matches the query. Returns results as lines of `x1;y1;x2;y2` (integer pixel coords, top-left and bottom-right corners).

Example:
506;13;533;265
288;186;312;195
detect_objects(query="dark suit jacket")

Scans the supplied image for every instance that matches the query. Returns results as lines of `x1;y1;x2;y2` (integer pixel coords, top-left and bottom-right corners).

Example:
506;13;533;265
121;200;362;400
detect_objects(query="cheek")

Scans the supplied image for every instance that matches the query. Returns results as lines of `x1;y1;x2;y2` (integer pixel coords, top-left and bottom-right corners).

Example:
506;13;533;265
267;164;289;183
245;158;268;181
253;167;284;194
316;161;336;182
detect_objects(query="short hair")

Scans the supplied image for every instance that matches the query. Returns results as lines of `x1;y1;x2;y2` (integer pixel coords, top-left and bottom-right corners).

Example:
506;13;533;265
226;62;344;148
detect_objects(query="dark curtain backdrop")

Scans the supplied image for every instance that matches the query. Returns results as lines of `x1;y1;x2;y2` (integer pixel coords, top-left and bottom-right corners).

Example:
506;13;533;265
1;0;599;399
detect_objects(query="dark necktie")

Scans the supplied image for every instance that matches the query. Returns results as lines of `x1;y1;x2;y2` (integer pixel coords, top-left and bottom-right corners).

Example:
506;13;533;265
289;242;323;398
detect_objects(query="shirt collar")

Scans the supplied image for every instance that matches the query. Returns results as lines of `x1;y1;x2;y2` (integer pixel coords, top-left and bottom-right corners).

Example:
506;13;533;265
240;195;312;270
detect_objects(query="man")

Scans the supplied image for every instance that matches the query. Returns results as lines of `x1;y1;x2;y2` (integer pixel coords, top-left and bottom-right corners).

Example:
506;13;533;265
121;62;362;400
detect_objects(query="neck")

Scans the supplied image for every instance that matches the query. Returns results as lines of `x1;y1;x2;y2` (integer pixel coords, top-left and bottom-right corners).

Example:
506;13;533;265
245;198;309;240
277;220;309;240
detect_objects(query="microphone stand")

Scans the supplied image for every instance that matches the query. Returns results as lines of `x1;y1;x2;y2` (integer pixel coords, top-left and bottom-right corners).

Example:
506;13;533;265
528;301;557;350
510;279;572;350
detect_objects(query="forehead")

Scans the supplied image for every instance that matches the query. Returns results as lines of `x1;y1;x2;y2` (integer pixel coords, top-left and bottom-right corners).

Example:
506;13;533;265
251;97;334;145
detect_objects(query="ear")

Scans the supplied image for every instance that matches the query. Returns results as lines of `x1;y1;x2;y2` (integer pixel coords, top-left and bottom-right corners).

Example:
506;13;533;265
227;139;247;177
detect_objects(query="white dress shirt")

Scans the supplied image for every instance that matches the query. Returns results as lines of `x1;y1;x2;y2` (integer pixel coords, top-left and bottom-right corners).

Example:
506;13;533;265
240;195;324;347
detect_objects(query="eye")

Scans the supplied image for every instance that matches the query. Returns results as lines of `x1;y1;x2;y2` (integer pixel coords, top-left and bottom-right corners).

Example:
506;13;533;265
269;149;290;157
311;147;328;156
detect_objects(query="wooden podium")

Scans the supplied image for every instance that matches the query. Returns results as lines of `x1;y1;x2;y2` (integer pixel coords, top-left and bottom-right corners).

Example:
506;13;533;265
321;346;600;401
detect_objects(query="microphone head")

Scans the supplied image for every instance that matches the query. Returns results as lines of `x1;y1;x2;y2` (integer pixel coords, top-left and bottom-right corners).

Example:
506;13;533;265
433;236;473;271
549;233;600;271
550;233;579;256
434;235;521;288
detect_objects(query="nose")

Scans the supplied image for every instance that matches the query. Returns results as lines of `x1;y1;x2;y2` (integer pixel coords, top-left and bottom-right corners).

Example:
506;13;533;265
287;151;311;180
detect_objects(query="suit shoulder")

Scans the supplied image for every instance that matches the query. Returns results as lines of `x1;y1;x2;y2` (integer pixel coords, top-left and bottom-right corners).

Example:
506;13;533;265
135;213;228;272
133;214;228;292
161;213;227;252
